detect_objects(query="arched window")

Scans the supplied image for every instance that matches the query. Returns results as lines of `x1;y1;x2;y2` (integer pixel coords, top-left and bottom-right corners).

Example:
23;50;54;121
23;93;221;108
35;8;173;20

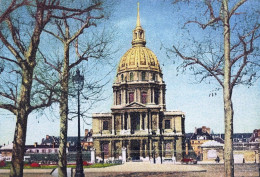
141;71;146;81
121;74;124;82
130;72;134;81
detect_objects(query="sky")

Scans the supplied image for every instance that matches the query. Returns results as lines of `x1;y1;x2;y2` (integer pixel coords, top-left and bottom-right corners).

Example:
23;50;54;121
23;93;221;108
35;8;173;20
0;0;259;145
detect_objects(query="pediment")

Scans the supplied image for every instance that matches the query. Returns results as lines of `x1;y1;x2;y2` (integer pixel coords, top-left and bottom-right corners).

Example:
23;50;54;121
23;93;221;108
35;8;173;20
125;102;146;108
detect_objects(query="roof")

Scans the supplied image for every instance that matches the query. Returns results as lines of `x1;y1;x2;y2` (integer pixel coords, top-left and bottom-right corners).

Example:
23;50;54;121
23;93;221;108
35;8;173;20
41;136;59;145
117;47;161;73
164;111;185;116
201;140;224;147
0;143;13;150
190;128;213;140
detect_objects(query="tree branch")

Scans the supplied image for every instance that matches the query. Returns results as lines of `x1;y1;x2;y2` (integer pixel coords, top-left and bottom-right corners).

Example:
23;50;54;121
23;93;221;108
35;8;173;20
0;31;23;66
0;0;31;24
173;45;224;87
0;103;17;114
229;0;247;17
0;56;20;66
5;17;26;55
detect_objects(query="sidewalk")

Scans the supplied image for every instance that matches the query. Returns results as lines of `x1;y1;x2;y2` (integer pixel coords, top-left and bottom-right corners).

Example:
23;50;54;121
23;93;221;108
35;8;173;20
84;162;206;173
0;169;52;174
0;162;206;175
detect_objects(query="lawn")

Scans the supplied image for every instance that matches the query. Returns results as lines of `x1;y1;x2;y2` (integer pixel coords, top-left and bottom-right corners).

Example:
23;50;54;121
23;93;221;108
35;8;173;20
0;163;120;169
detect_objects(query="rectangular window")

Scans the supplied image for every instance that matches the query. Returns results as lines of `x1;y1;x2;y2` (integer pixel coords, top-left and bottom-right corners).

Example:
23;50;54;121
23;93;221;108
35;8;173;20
129;92;134;103
130;72;134;81
141;92;147;104
165;120;171;129
141;71;146;81
155;90;159;104
103;121;108;130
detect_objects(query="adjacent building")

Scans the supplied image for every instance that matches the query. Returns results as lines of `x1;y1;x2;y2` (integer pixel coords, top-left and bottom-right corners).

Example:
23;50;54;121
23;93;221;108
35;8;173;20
92;4;185;163
189;126;213;159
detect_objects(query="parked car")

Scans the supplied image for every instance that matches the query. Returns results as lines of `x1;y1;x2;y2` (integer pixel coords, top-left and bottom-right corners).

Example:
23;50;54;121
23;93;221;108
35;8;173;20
83;161;92;166
0;161;6;167
181;158;197;164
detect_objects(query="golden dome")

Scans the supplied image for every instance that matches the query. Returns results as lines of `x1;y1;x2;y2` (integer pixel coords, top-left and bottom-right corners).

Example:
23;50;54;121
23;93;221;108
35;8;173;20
117;47;161;73
117;3;161;74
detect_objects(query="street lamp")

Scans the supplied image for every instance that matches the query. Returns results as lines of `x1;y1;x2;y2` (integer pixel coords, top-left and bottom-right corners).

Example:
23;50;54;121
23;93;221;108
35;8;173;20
73;68;85;177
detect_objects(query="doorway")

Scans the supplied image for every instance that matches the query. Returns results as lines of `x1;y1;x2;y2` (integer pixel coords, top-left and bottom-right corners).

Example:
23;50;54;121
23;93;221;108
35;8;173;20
131;140;140;160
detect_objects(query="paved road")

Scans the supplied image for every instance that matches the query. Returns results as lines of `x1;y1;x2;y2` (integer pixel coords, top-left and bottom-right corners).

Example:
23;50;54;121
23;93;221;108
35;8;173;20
0;163;259;177
86;163;259;177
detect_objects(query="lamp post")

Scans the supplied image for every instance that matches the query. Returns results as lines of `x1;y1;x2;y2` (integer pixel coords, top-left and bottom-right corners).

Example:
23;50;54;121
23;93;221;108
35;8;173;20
73;68;85;177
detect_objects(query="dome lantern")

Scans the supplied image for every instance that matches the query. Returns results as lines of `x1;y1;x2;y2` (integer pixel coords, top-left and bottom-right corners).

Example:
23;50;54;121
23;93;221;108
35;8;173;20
131;2;146;47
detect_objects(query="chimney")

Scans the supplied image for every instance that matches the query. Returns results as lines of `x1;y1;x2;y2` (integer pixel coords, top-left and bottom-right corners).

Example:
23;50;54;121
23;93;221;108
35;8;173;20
85;129;89;137
34;142;38;147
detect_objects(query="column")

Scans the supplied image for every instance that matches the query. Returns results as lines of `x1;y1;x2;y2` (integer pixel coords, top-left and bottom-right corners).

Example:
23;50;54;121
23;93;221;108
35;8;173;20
127;140;131;159
137;88;140;103
144;113;148;131
144;141;147;158
122;113;125;130
157;113;160;134
161;140;164;160
110;140;113;160
140;113;143;130
152;88;155;104
112;114;115;135
160;88;163;105
135;88;137;102
149;139;152;159
128;113;131;131
149;112;152;133
113;91;116;105
100;120;102;135
140;140;143;159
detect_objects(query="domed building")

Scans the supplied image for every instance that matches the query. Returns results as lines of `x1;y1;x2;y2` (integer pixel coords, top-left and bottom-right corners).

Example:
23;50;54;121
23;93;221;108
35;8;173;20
92;4;185;163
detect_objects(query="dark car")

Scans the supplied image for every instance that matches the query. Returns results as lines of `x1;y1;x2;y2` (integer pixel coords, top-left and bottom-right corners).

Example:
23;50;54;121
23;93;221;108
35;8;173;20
181;158;197;164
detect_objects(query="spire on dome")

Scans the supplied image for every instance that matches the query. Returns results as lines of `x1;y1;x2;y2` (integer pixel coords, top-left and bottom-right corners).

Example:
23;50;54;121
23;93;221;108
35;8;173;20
132;2;146;47
136;2;141;27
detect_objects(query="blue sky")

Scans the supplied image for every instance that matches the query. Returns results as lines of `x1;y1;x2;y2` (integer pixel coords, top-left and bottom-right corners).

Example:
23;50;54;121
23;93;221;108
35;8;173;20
0;0;259;145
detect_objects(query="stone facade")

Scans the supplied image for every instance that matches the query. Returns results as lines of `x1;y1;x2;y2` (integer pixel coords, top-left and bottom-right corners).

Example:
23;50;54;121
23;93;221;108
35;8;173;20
92;4;185;163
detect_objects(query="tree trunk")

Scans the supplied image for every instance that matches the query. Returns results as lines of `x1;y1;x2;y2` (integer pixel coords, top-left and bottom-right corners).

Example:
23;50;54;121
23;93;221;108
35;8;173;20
10;68;33;177
223;0;234;176
58;43;69;177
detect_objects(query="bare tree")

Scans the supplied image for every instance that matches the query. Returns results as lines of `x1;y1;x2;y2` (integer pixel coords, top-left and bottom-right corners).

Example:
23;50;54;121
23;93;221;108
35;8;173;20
168;0;259;176
42;1;113;175
0;1;112;176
